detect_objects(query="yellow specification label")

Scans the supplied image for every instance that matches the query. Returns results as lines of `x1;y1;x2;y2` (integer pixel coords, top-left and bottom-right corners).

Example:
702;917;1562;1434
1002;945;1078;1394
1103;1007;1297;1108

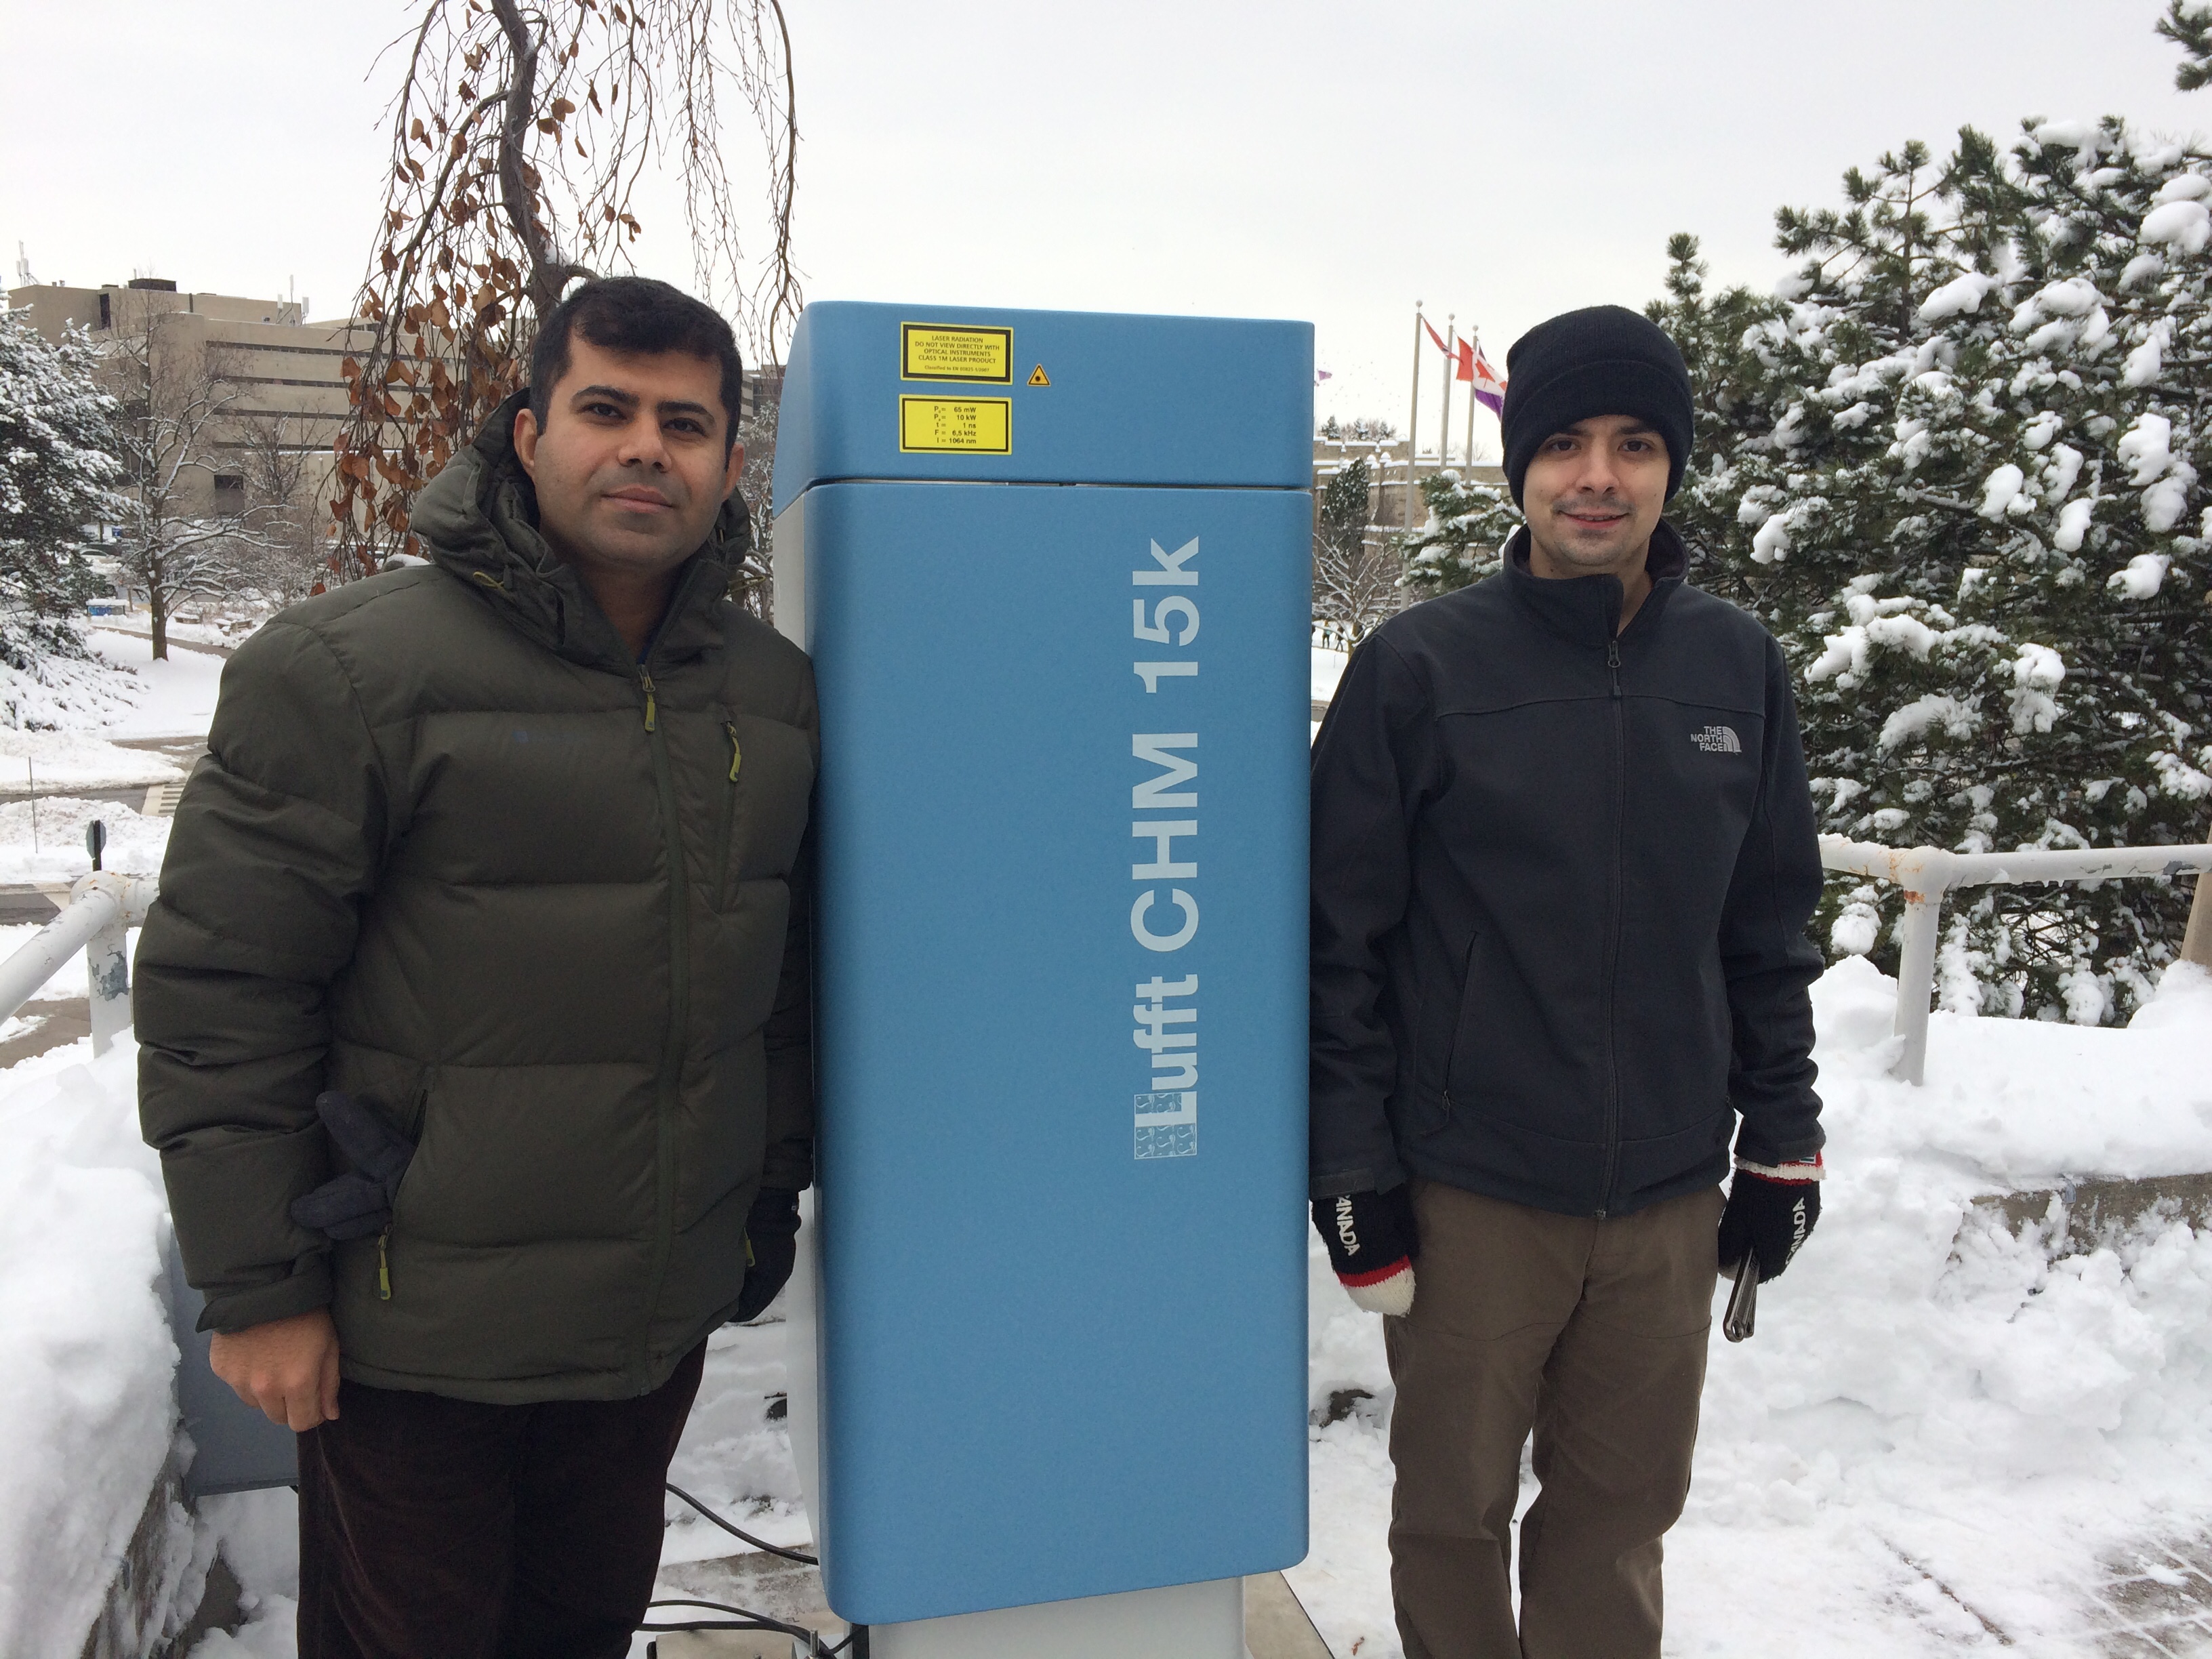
901;322;1013;384
899;395;1012;454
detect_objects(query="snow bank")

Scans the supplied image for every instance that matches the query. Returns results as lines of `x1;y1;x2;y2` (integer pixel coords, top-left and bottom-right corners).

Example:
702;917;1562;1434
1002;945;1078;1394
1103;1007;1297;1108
0;727;182;794
1293;959;2212;1657
0;1037;179;1658
0;796;172;885
0;650;141;734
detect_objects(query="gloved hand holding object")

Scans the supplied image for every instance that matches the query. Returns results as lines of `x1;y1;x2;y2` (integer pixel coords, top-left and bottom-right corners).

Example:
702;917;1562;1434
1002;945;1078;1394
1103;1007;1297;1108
1312;1185;1418;1315
733;1188;803;1322
290;1091;416;1240
1717;1152;1822;1286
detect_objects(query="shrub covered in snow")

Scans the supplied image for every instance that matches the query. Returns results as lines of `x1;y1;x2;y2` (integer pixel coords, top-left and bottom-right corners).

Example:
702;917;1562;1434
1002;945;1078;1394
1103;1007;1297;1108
1649;115;2212;1024
1401;466;1519;597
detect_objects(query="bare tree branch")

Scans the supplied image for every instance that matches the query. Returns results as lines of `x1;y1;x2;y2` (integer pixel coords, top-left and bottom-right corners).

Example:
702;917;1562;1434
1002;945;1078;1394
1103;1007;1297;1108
331;0;802;577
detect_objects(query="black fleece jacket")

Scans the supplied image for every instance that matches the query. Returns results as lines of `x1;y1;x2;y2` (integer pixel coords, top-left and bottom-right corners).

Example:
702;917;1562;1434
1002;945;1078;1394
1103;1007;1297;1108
1309;523;1824;1218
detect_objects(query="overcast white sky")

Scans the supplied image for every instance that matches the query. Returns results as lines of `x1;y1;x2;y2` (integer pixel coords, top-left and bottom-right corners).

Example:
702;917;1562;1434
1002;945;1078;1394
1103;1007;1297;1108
3;1;2207;459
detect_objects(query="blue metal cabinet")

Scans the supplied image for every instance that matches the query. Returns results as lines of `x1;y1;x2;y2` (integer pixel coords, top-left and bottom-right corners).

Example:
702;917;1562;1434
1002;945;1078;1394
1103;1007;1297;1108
772;302;1312;1628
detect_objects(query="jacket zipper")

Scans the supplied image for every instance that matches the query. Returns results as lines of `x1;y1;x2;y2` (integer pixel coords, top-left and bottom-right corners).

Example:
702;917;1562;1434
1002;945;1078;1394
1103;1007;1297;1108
714;722;742;902
1596;636;1627;1216
634;667;689;1387
375;1082;427;1303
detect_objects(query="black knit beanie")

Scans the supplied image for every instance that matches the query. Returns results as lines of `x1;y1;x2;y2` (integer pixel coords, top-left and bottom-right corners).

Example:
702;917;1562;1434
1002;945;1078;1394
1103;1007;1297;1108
1500;306;1694;506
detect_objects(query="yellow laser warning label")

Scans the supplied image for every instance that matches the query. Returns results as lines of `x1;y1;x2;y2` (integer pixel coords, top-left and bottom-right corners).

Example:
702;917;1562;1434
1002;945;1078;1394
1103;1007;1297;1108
899;395;1012;454
901;323;1013;384
1027;363;1051;386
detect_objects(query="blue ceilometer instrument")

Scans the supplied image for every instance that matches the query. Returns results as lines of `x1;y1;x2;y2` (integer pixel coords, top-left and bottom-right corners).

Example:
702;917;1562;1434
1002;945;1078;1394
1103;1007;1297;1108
772;301;1313;1654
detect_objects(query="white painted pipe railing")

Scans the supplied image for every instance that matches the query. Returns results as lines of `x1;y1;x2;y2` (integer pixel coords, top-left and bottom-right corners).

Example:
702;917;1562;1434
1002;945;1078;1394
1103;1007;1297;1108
0;872;157;1057
1818;836;2212;1085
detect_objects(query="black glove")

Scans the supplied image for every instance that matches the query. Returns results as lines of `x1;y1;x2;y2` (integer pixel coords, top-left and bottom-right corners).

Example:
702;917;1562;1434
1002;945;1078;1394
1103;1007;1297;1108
1311;1185;1418;1315
732;1188;802;1322
290;1091;416;1241
1717;1155;1822;1284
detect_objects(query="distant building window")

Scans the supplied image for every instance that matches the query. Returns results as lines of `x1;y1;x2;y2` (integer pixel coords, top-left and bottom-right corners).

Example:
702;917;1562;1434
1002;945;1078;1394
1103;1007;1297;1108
213;474;246;495
98;293;110;330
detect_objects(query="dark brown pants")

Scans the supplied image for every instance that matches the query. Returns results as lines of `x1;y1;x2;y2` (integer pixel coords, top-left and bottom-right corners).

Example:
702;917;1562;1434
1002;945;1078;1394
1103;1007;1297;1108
297;1342;706;1659
1385;1180;1723;1659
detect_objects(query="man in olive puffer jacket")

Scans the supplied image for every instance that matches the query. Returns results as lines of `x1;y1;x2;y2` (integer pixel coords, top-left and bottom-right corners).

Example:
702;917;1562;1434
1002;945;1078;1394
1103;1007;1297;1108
138;276;815;1658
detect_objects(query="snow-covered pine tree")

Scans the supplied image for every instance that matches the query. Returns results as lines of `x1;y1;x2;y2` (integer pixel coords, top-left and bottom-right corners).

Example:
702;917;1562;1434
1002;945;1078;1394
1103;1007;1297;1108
0;314;118;668
1401;467;1519;597
1651;112;2211;1025
2158;0;2212;89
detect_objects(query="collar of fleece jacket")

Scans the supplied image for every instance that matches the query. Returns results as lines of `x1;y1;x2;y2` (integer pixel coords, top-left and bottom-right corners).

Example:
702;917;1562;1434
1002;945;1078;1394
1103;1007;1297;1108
407;388;755;674
1500;517;1692;647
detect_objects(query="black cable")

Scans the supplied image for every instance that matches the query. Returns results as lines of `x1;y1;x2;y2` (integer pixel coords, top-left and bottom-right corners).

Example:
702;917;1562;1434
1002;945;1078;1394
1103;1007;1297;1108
664;1481;821;1565
642;1597;832;1654
641;1620;831;1655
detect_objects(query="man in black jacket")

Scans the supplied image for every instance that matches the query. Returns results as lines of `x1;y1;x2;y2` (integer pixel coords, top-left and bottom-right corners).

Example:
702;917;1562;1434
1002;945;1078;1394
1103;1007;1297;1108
1309;306;1826;1659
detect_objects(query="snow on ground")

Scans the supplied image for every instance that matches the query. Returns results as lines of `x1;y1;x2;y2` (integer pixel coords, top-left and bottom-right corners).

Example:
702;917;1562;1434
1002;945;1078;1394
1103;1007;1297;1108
0;1037;179;1659
1314;644;1348;708
1314;644;1348;741
89;628;228;741
0;626;227;794
0;723;184;795
7;955;2212;1656
1295;958;2212;1658
0;649;142;735
0;796;171;886
659;1322;813;1570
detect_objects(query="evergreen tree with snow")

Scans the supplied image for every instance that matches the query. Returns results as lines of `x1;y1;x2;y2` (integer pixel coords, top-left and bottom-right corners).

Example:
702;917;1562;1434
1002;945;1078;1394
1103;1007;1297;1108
1650;102;2211;1025
1402;466;1520;597
0;314;117;668
2158;0;2212;89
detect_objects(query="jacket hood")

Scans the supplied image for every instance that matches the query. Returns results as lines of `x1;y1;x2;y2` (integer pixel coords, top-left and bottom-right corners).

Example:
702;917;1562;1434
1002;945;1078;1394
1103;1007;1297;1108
1502;518;1689;648
408;389;754;672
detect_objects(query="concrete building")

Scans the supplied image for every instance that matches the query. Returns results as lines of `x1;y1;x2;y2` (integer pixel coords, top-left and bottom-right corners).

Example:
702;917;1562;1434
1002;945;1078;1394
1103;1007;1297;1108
5;276;369;520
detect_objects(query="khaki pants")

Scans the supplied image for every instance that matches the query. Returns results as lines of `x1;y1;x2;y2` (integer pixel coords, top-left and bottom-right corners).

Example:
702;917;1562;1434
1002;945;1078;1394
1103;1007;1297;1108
1385;1179;1723;1659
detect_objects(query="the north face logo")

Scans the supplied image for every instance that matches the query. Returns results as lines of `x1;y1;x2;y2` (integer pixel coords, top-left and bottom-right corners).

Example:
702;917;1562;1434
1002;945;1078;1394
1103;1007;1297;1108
1691;724;1742;754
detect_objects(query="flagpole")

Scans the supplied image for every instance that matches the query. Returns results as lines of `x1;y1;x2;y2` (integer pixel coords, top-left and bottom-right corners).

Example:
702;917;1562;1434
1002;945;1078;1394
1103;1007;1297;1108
1406;302;1423;532
1467;332;1479;464
1439;314;1454;480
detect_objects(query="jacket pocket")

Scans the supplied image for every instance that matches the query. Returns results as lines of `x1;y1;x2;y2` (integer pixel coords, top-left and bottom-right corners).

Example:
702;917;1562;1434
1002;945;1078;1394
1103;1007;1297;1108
1429;931;1481;1132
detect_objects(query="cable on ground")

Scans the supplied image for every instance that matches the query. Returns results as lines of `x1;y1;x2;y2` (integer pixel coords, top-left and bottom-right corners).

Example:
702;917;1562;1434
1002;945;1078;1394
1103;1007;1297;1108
665;1480;821;1565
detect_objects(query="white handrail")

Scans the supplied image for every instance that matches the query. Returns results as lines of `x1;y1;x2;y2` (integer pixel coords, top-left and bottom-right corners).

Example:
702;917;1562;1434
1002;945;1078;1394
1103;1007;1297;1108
1818;835;2212;1084
0;872;157;1057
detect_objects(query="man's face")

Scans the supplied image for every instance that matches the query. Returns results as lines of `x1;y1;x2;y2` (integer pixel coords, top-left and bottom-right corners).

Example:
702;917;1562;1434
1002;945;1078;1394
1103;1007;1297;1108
512;335;743;586
1521;414;1669;581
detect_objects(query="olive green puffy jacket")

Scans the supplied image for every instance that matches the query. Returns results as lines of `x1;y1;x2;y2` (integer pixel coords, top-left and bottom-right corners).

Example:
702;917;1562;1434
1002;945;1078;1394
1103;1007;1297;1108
137;395;817;1403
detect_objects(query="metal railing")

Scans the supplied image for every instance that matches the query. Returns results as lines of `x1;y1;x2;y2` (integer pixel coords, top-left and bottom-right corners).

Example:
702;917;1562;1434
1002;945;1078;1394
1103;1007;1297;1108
0;844;2198;1088
0;872;157;1055
1819;836;2212;1085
